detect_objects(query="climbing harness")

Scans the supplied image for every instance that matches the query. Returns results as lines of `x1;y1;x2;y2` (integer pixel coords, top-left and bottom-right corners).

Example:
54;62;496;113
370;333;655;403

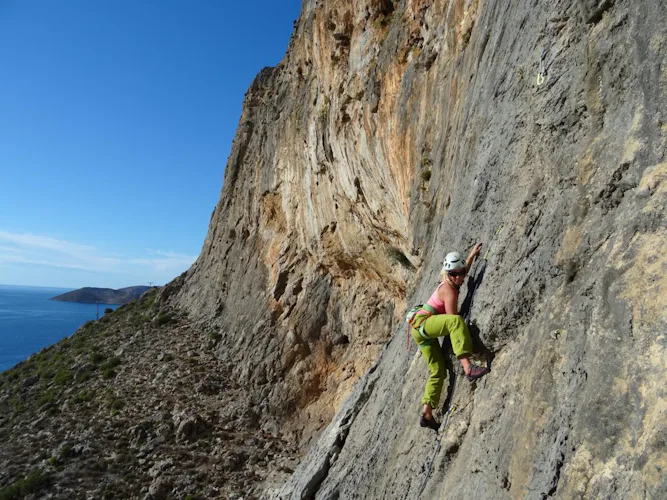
536;48;547;86
405;303;437;350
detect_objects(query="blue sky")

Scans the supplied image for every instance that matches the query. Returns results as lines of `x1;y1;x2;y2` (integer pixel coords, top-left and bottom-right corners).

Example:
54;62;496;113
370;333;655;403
0;0;301;289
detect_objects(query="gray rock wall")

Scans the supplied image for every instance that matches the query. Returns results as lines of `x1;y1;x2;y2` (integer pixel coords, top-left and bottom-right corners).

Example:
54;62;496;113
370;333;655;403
171;0;666;497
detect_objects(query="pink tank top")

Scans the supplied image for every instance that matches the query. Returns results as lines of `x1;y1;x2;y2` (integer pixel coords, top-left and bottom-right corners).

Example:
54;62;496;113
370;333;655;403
423;282;447;314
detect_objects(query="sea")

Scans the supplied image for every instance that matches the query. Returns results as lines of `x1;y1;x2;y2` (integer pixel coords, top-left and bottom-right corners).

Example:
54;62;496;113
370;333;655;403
0;285;119;373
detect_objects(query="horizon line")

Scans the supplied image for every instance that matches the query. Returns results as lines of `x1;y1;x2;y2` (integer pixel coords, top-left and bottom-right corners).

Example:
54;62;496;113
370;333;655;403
0;283;157;290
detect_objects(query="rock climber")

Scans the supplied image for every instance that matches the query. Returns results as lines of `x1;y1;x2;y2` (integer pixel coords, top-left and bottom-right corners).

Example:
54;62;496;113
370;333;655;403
410;243;490;430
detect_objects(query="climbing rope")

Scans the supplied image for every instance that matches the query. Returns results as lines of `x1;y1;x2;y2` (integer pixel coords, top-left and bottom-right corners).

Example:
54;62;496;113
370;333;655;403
441;404;457;435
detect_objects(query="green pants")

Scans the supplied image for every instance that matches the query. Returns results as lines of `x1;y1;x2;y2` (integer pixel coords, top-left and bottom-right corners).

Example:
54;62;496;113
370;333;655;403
411;314;473;408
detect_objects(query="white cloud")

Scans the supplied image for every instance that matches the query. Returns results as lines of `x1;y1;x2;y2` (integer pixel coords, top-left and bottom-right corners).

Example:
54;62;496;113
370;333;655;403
0;230;197;285
0;254;95;271
0;231;121;271
148;249;198;260
0;245;23;254
0;231;97;255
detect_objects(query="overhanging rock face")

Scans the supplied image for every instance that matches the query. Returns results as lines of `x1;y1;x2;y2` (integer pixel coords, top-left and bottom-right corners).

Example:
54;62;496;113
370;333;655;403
173;0;666;498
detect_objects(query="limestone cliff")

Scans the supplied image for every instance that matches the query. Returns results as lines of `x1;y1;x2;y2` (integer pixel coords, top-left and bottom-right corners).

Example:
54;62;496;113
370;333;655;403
171;0;667;497
1;0;665;499
239;0;665;498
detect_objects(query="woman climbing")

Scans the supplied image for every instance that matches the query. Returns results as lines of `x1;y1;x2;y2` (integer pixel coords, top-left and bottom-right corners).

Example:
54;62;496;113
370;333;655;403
410;243;490;430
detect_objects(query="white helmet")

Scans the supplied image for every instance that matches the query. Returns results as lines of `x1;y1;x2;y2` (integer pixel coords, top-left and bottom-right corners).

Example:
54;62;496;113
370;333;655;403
442;252;467;271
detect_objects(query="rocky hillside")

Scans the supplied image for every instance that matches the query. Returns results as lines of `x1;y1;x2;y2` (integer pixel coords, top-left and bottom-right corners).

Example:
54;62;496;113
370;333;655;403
51;286;151;305
1;0;666;498
0;291;301;498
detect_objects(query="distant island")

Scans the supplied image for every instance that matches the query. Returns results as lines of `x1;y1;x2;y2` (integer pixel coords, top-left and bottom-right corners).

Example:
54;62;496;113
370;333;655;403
50;286;152;305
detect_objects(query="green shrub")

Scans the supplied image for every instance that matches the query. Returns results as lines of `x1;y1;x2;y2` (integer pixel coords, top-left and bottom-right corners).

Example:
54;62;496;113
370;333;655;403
0;469;50;499
154;311;175;326
109;397;123;412
37;389;57;407
421;170;432;181
71;334;89;352
100;357;121;371
101;368;116;379
374;13;392;29
130;313;148;326
36;360;56;380
53;368;73;386
75;368;92;383
143;289;157;307
208;332;222;343
72;390;94;404
135;288;157;311
89;351;105;365
8;395;25;412
59;444;74;459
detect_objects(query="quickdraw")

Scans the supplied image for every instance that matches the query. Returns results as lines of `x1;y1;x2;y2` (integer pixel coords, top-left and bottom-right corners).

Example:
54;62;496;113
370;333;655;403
536;47;547;86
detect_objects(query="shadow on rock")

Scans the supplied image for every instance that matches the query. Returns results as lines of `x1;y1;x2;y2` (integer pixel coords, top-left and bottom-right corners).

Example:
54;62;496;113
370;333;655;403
468;321;495;368
460;259;487;321
461;259;495;367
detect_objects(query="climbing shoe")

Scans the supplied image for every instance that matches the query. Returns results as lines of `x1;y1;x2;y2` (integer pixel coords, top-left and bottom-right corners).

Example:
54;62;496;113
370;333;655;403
420;415;440;431
466;364;490;382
